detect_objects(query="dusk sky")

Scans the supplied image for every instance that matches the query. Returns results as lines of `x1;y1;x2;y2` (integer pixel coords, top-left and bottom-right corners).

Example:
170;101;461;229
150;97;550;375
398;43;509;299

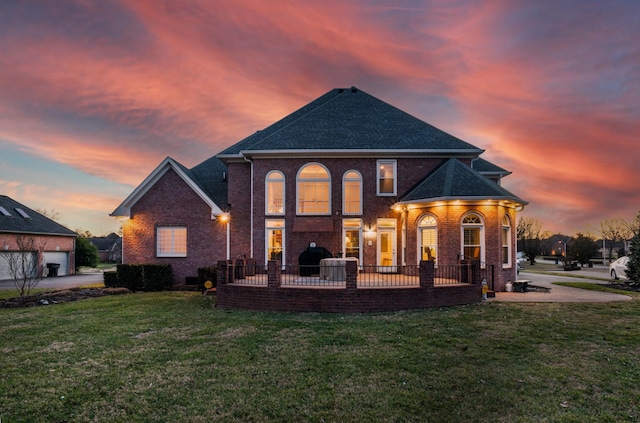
1;0;638;237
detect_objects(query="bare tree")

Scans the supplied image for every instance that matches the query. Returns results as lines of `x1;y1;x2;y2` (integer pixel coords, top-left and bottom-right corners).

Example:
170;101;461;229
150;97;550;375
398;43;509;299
517;217;545;265
625;211;640;238
35;208;61;221
5;236;46;304
600;218;632;262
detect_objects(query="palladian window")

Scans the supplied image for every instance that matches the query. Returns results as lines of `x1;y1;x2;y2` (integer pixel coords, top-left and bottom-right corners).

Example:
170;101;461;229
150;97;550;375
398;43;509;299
297;163;330;215
461;213;485;264
418;214;437;262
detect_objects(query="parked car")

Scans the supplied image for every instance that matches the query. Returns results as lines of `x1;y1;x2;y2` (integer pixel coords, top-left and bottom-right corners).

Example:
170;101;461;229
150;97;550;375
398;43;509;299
609;256;629;280
516;251;526;273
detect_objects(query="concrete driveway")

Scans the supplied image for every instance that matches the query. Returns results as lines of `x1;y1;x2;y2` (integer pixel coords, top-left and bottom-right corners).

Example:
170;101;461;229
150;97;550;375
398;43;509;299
0;271;105;291
493;266;633;303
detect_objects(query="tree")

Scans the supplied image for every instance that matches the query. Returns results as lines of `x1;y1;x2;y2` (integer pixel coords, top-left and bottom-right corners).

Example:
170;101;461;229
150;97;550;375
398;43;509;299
567;233;600;267
5;235;46;304
75;236;99;269
600;218;632;262
36;208;61;221
625;211;640;238
626;235;640;284
517;217;545;265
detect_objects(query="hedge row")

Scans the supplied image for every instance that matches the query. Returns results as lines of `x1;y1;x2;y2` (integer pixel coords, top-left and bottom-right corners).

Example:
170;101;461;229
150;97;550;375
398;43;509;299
103;264;173;292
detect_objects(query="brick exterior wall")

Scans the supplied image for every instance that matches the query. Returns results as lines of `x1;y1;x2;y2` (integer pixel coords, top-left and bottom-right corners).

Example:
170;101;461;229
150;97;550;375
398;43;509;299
122;168;227;285
226;156;519;291
121;155;521;294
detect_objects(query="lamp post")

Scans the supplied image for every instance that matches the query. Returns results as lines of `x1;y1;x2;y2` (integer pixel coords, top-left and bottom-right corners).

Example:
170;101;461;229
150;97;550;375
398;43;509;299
218;212;231;260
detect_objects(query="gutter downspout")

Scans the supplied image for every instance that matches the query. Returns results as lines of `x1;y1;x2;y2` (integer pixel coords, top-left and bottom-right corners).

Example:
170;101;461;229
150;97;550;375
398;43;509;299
243;154;254;258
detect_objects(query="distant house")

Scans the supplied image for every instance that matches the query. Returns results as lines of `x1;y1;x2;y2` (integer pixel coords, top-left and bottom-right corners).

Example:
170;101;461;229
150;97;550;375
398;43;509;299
88;233;122;263
0;195;77;280
112;87;527;292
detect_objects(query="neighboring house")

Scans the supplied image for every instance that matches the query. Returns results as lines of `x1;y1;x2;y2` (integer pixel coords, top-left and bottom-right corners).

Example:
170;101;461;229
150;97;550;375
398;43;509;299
88;233;122;263
0;195;77;280
112;87;527;291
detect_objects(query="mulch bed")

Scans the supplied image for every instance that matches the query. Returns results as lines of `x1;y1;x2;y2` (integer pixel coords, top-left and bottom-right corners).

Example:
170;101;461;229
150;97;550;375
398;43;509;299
0;287;131;308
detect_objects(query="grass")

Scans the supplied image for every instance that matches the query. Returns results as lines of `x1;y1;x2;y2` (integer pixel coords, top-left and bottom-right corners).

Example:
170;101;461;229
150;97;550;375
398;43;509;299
1;293;640;422
554;282;640;296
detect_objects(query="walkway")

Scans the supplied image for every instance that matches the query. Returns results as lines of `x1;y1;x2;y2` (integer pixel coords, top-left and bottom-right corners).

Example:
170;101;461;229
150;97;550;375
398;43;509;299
492;264;632;303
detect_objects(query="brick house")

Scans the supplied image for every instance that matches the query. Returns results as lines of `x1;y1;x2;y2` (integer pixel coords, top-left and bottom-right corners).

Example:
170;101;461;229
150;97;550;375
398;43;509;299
1;195;77;280
111;87;527;292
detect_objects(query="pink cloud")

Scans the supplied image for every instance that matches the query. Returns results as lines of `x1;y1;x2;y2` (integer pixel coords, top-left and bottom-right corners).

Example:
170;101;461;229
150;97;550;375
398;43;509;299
0;0;637;235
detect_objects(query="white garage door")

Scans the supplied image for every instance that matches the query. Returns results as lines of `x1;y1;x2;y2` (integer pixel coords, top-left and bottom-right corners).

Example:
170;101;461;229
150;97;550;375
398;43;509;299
0;252;38;281
43;252;70;276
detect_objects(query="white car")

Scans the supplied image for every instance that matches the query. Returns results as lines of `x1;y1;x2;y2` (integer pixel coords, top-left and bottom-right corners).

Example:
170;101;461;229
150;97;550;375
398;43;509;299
609;256;629;280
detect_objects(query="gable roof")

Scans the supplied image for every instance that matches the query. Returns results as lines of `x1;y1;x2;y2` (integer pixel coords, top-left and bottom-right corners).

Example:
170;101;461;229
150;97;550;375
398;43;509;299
218;87;484;159
88;235;122;251
0;195;77;237
110;157;227;218
400;159;527;206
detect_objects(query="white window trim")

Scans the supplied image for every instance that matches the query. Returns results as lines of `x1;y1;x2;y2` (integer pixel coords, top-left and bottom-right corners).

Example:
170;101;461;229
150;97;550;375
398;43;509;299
342;218;363;264
417;214;438;265
461;213;485;266
265;219;285;268
265;170;285;216
156;226;187;257
502;215;512;268
296;162;331;215
377;160;397;196
342;170;362;215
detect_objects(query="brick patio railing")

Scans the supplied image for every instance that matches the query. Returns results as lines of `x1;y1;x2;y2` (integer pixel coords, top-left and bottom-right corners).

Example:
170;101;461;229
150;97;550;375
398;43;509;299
215;260;483;313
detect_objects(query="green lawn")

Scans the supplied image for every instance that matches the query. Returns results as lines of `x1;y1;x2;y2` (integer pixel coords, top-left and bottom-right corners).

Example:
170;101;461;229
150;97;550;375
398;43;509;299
2;292;639;422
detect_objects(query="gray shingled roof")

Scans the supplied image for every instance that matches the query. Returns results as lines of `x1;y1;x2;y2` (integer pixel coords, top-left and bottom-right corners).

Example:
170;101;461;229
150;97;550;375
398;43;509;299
0;195;77;237
189;156;228;208
472;157;511;176
218;87;483;155
401;159;527;204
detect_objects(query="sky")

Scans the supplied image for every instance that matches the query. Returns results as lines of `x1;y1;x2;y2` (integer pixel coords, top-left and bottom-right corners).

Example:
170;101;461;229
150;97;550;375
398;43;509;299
0;0;638;237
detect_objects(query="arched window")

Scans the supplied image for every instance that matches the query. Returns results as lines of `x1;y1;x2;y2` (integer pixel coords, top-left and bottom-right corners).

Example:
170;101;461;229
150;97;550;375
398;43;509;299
297;163;330;215
418;214;437;263
462;212;485;264
343;170;362;215
266;171;285;215
502;215;512;267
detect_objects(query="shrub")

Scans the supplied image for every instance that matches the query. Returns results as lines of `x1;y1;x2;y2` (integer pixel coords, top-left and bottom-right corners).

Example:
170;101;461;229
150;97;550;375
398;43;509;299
103;271;118;288
116;264;144;291
142;264;173;291
75;236;99;268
